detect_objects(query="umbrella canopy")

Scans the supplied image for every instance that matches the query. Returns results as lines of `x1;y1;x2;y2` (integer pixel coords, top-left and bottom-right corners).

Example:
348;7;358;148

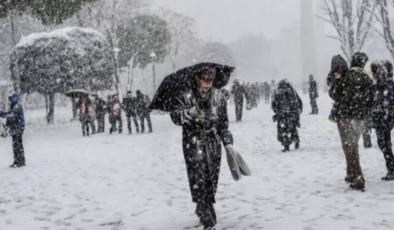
66;89;91;98
150;62;235;112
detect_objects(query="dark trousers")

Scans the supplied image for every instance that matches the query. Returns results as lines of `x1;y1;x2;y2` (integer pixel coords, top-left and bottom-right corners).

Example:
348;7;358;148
97;114;105;133
235;100;243;121
12;134;25;166
81;116;90;136
337;119;364;186
310;98;318;114
110;115;122;134
376;128;394;173
140;113;152;133
127;114;139;133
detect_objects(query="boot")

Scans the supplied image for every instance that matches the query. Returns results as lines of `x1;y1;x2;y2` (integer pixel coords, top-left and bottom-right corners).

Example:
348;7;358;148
282;145;290;152
349;176;365;192
381;172;394;181
344;175;353;184
295;142;300;150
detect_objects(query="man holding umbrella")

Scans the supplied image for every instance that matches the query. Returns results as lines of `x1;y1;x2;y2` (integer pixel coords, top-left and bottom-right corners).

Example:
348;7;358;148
151;63;250;230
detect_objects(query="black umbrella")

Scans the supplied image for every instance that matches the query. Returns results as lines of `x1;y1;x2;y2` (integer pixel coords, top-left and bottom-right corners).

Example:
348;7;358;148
150;63;235;112
66;89;91;98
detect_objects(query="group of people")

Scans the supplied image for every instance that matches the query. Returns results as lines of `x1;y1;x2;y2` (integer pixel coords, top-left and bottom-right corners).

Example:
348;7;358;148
76;90;153;136
329;52;394;191
230;79;277;122
269;51;394;192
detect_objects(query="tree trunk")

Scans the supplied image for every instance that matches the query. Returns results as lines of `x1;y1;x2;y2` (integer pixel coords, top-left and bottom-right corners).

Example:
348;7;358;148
9;12;20;93
111;0;122;102
152;64;156;94
71;97;78;120
46;93;55;124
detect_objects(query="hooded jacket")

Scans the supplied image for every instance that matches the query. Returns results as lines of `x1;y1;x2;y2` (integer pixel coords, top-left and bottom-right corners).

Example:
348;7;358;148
329;66;374;120
371;62;394;129
0;92;25;136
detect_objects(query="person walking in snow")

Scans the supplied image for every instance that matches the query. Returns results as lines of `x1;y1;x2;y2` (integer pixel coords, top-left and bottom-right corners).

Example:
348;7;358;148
108;94;123;134
272;80;303;152
231;79;245;122
136;90;153;133
77;95;92;136
94;94;106;133
170;68;234;230
329;52;374;191
123;90;139;134
87;95;97;134
370;60;394;181
309;74;319;114
0;92;26;167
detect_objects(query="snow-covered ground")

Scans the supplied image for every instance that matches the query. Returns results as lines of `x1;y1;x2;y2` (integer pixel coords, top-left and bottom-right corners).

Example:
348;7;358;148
1;93;394;230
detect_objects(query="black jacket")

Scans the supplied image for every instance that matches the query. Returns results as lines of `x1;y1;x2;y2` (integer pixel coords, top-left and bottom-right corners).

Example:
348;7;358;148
136;94;152;116
231;83;245;103
123;96;138;116
170;88;233;203
329;67;374;120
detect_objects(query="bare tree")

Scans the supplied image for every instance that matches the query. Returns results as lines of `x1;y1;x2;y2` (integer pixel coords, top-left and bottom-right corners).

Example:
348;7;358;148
321;0;375;61
159;9;199;71
372;0;394;59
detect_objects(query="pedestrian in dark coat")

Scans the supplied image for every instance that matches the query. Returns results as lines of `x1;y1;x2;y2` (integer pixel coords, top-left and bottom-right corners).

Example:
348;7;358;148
309;74;319;114
94;95;106;133
170;69;233;230
370;61;394;181
136;90;152;133
329;52;374;191
231;79;245;122
272;80;303;152
123;90;139;134
328;54;348;122
0;92;26;167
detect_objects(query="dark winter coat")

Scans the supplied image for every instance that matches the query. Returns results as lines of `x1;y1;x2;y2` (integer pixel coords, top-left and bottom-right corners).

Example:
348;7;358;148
272;82;302;145
309;79;319;99
170;88;233;204
231;83;245;103
136;94;152;116
0;92;25;136
329;67;374;120
272;83;303;124
96;98;107;116
371;65;394;130
123;96;138;117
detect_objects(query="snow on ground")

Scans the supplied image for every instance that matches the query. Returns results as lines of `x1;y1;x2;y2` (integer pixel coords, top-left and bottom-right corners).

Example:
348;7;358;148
1;92;394;230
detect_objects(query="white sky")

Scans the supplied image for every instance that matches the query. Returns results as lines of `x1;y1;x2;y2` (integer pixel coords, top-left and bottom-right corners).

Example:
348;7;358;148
154;0;301;42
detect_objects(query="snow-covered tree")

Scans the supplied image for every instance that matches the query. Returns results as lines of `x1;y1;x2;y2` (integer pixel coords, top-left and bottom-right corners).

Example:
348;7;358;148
10;27;113;124
321;0;376;61
117;14;171;90
72;0;150;98
372;1;394;60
